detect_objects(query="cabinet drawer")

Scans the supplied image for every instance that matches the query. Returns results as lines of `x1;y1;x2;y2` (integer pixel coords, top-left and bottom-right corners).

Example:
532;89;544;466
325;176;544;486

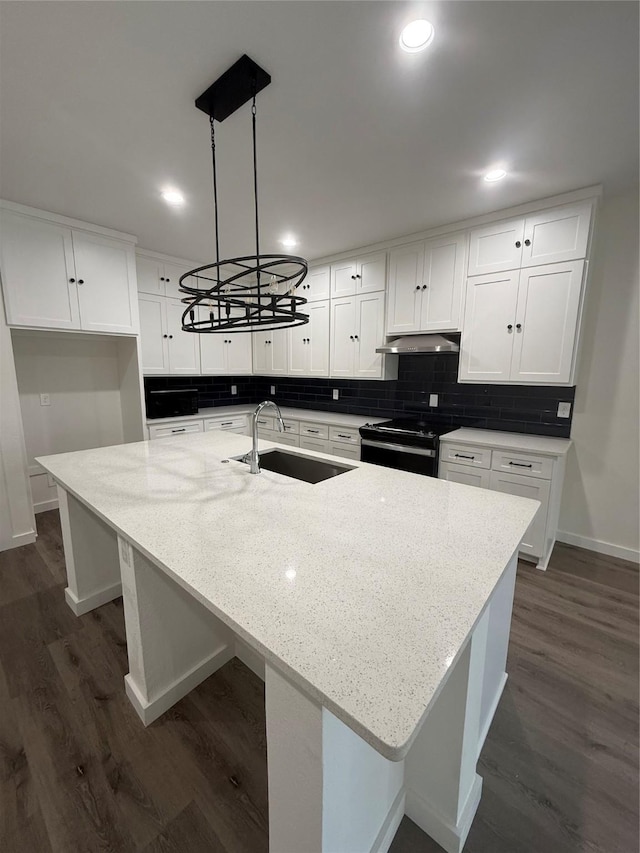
328;426;359;445
299;422;329;440
492;450;553;480
275;433;300;448
440;444;491;469
204;416;247;433
149;420;203;439
300;437;329;454
328;442;360;461
255;415;274;431
282;419;300;435
439;461;491;489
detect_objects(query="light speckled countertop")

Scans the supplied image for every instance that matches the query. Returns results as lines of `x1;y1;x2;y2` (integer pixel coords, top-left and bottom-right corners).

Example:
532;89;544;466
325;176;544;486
147;404;384;430
37;431;538;760
441;427;572;456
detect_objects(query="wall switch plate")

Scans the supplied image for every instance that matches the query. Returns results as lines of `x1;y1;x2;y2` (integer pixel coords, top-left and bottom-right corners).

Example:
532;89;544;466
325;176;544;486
429;394;438;407
557;402;572;418
40;393;51;406
231;385;237;396
332;389;339;401
270;385;276;395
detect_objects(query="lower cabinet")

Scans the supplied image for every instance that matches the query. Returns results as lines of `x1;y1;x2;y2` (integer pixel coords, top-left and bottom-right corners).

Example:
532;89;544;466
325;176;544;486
439;462;491;489
488;469;551;559
204;415;248;435
148;420;204;440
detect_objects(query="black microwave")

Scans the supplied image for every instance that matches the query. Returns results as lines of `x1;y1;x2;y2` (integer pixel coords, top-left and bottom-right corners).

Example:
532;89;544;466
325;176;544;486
146;388;199;419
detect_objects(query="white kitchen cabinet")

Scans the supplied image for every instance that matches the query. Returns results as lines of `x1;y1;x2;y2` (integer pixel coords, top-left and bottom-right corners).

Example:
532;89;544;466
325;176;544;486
298;265;330;302
200;329;253;375
139;295;169;374
387;233;466;334
148;420;204;439
252;328;288;375
459;261;585;385
204;415;248;435
0;207;137;334
330;252;386;298
467;201;593;276
300;436;329;454
165;299;201;375
288;300;330;377
330;292;386;379
136;252;194;299
327;442;360;461
438;462;491;489
488;469;550;559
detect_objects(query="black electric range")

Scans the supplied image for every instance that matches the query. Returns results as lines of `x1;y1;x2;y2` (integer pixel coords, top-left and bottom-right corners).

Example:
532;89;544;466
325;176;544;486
359;417;452;477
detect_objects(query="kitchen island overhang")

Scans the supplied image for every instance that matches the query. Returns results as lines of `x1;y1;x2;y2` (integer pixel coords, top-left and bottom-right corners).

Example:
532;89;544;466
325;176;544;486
37;431;539;853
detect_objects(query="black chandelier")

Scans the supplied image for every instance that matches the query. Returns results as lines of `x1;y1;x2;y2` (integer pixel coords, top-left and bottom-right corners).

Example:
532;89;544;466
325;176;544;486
179;55;309;333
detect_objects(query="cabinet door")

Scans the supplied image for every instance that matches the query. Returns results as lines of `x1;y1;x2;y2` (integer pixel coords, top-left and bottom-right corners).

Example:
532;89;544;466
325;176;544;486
521;202;592;268
139;295;169;374
488;470;550;557
73;232;138;333
355;292;385;378
0;212;80;329
328;442;360;461
301;265;330;302
199;328;226;375
386;241;423;334
252;330;271;374
357;252;386;294
330;297;357;377
439;461;491;489
136;255;165;295
300;437;329;454
467;217;525;276
306;300;330;377
163;262;194;299
420;233;466;331
269;328;288;375
226;333;253;374
165;299;201;374
510;261;584;384
330;259;358;298
287;321;309;376
458;271;519;382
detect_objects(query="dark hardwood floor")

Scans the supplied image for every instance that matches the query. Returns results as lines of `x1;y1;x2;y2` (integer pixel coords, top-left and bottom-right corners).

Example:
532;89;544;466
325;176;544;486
1;510;638;853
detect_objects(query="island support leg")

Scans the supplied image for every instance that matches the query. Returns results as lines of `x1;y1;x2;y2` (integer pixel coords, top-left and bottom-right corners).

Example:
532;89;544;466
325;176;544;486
117;537;234;725
266;665;406;853
57;486;122;615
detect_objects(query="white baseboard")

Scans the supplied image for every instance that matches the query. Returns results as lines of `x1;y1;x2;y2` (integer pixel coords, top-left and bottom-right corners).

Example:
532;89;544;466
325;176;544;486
125;643;234;726
477;672;507;760
371;788;406;853
64;581;122;616
556;531;639;564
34;497;59;514
405;774;482;853
0;529;37;552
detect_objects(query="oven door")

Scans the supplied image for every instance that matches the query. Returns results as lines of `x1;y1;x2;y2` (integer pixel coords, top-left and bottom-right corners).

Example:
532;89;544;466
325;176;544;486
360;439;437;477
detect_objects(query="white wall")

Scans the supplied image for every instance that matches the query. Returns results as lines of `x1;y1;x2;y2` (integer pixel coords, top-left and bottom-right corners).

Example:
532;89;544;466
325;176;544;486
0;296;35;549
12;331;127;512
559;189;640;561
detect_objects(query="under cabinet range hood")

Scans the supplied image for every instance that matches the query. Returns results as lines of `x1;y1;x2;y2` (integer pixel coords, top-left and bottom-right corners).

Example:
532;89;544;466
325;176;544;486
376;334;460;355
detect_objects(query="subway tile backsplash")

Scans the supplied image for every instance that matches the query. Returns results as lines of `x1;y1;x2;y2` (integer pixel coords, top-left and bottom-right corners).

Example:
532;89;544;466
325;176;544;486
144;353;575;438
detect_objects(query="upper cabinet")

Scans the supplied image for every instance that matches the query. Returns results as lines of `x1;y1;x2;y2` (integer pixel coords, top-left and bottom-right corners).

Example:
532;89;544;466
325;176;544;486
330;292;389;379
459;260;585;385
299;265;330;302
287;300;330;377
0;206;138;334
330;251;386;298
136;252;195;299
467;201;593;277
199;306;253;376
139;295;201;375
252;327;288;376
387;233;466;334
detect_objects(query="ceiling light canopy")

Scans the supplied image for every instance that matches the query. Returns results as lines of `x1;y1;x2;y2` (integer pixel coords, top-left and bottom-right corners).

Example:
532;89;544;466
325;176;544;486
399;20;435;53
483;168;507;183
179;55;309;334
161;188;185;206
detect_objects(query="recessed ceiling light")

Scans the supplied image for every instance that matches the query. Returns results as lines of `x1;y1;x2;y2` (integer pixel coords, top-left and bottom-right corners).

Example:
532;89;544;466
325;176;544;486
483;169;507;183
399;20;435;53
161;188;185;206
280;234;298;249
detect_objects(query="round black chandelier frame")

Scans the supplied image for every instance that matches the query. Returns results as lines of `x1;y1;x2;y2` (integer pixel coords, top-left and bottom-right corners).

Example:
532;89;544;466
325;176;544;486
180;55;309;334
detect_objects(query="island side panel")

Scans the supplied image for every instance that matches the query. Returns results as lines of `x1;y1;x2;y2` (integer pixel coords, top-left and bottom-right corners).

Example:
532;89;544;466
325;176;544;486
118;537;234;725
265;665;405;853
57;485;122;615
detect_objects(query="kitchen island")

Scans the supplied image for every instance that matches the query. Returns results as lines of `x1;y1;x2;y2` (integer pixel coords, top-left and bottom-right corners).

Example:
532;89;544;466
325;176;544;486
37;431;539;853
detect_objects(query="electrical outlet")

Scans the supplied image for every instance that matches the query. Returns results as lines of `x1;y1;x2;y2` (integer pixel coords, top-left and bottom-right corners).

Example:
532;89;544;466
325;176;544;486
40;393;51;407
270;385;276;396
231;385;237;396
557;402;572;418
332;389;339;401
429;394;438;407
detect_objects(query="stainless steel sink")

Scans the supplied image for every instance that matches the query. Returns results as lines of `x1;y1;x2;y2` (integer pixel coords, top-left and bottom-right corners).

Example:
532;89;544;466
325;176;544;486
235;449;354;484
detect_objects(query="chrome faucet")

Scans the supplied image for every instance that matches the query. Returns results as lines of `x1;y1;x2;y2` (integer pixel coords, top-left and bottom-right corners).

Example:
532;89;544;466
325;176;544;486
247;400;285;474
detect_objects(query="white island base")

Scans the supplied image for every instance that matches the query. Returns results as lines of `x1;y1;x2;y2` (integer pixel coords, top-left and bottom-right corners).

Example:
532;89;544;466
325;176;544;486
57;482;517;853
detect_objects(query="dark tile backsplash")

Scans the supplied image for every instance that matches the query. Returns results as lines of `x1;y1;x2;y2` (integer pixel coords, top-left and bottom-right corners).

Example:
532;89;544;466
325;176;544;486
144;353;575;438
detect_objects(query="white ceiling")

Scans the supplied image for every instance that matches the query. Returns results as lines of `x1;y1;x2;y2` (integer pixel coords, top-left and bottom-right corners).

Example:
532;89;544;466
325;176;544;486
1;1;638;263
